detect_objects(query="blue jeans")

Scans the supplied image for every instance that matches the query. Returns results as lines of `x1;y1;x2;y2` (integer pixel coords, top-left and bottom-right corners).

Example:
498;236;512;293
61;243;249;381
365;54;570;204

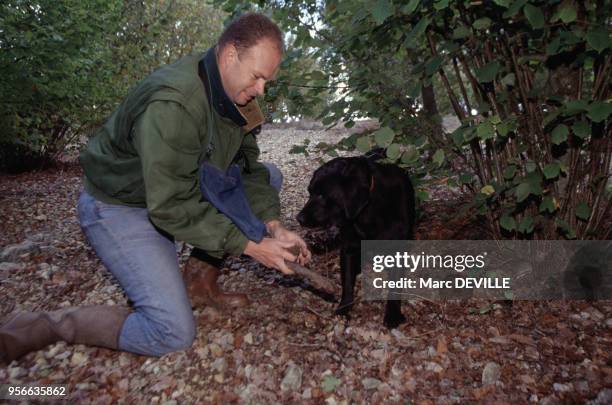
77;163;282;356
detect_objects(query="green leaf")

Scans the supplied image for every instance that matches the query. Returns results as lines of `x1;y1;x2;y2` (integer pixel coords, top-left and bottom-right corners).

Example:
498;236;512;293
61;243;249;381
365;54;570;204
459;173;474;184
558;4;577;23
481;185;495;196
587;102;612;123
475;61;501;83
309;70;326;80
563;100;589;116
556;219;576;239
546;36;561;55
408;82;422;98
453;25;471;39
516;182;531;202
321;375;341;393
289;145;309;155
493;0;510;7
401;0;420;14
433;149;445;166
542;109;561;128
373;127;395;147
500;73;515;87
551;124;569;145
451;127;464;146
504;165;517;180
322;115;336;125
575;202;591;220
504;0;527;18
401;145;419;164
539;196;557;213
416;190;429;202
425;55;443;76
477;121;495;140
500;214;517;231
386;143;401;160
523;4;545;29
586;28;611;53
572;121;590;139
543;162;560;179
356;136;371;153
404;17;430;48
518;216;535;234
473;17;492;30
434;0;449;10
372;0;393;25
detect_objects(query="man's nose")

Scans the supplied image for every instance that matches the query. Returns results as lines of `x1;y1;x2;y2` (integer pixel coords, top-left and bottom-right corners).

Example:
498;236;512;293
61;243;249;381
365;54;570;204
255;79;265;96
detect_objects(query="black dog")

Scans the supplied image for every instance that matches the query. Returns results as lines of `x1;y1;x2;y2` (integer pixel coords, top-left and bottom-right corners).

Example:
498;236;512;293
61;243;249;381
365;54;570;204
297;155;416;328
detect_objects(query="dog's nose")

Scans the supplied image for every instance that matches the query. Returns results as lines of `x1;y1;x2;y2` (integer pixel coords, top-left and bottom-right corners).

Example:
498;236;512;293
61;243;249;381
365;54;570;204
296;211;305;225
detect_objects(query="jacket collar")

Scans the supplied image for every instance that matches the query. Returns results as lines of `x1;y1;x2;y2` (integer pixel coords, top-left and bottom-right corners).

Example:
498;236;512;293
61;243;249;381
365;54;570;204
200;47;264;133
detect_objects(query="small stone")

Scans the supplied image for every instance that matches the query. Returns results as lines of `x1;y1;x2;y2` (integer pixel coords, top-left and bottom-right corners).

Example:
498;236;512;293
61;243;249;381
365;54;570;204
424;361;444;373
302;388;312;399
280;361;303;392
553;383;573;392
591;389;612;404
212;357;227;373
0;262;24;271
214;373;224;383
1;240;40;262
362;377;381;390
575;380;589;393
239;384;258;402
209;343;223;357
70;351;88;367
482;362;501;385
244;333;253;345
325;395;338;405
9;367;27;379
370;349;385;360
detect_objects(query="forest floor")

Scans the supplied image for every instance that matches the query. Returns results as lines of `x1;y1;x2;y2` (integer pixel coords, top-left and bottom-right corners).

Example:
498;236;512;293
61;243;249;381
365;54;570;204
0;122;611;404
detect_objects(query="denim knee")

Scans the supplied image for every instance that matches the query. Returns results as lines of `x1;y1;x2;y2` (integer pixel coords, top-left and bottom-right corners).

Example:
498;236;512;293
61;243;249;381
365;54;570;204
144;310;196;356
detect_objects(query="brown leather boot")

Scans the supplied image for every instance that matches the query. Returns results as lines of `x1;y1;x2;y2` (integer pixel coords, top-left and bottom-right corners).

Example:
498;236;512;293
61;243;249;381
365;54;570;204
0;306;130;364
183;256;249;309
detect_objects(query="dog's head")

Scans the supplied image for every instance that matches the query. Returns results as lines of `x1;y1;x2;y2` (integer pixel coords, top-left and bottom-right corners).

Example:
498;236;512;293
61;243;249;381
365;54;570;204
297;157;373;228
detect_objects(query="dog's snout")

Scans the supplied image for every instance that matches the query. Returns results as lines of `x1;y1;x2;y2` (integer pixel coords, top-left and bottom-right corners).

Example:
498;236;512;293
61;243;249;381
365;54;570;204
296;210;306;226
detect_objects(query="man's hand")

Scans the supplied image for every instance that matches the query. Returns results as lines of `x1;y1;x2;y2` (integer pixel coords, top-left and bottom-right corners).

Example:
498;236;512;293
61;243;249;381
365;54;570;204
244;238;299;275
266;220;312;265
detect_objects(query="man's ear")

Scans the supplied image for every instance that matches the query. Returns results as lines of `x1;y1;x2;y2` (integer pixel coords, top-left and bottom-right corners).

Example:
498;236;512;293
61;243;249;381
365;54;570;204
219;43;238;69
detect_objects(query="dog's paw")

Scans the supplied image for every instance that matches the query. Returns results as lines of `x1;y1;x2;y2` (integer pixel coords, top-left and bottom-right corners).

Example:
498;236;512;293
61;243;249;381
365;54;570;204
335;304;352;318
383;312;406;329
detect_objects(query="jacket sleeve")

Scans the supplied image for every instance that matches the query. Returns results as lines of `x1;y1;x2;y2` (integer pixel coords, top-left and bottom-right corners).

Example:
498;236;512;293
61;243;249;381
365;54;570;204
239;131;281;223
133;101;248;257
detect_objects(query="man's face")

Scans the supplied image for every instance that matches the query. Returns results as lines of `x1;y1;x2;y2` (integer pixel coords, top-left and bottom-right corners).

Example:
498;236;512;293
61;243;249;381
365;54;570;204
218;38;281;106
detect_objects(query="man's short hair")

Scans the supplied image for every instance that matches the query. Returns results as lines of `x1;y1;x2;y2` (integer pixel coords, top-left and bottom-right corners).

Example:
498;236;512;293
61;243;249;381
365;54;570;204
218;13;284;56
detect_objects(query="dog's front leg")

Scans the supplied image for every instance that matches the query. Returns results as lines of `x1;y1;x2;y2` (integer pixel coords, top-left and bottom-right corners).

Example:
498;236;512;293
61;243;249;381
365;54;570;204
383;299;406;329
336;248;358;317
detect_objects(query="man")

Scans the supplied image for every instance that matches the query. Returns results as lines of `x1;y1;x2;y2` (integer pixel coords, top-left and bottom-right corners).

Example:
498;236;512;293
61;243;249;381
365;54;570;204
1;13;310;362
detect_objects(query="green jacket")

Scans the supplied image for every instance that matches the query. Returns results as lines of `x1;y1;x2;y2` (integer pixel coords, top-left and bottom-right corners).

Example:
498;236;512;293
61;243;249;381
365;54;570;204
80;48;280;258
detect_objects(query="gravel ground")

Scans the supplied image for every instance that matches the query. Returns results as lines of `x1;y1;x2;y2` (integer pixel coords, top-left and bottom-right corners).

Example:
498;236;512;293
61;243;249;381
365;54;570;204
1;122;611;404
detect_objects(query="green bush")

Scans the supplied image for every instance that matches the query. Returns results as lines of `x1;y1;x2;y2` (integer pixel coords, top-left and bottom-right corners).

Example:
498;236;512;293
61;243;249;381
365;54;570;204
219;0;611;240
